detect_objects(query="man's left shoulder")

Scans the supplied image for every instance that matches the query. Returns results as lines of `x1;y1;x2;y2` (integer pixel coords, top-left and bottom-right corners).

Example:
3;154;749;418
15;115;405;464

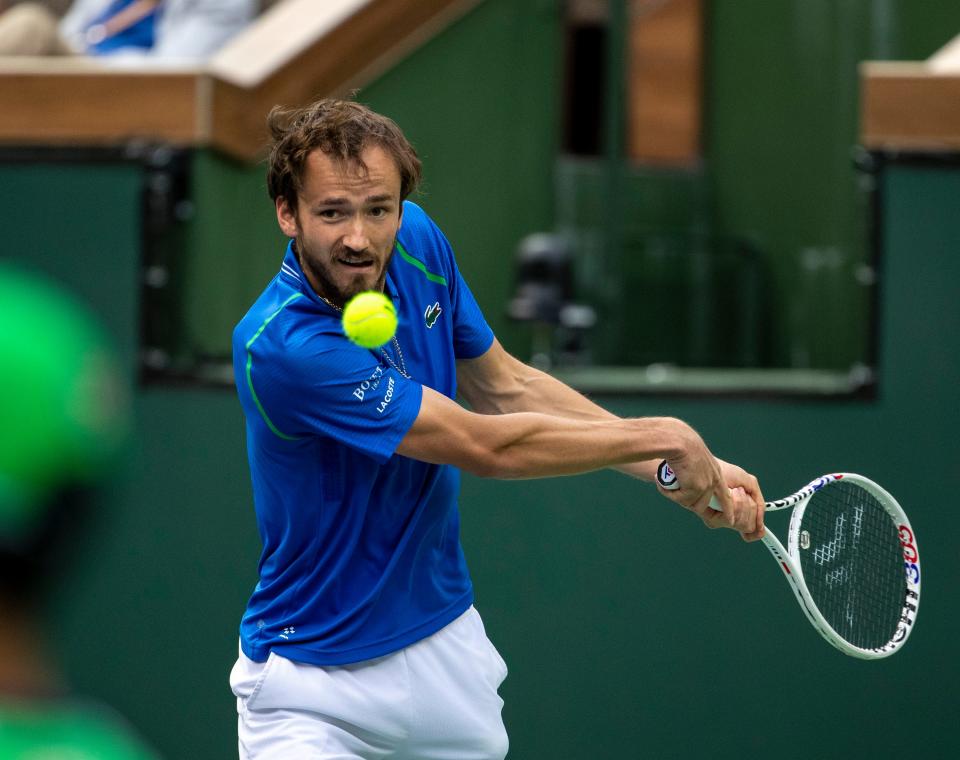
399;200;436;238
397;201;455;273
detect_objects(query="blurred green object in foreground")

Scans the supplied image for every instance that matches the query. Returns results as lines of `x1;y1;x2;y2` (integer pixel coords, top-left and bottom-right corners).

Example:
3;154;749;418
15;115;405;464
0;700;159;760
0;262;129;540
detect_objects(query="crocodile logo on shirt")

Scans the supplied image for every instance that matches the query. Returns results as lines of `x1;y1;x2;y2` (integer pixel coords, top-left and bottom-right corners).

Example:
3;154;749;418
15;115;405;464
424;302;442;329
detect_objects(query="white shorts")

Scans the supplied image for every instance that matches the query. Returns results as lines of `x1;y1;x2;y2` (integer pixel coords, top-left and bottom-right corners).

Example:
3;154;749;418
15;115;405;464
229;606;509;759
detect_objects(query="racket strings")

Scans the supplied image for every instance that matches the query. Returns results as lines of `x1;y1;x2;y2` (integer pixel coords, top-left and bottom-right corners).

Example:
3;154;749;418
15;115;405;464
797;482;904;650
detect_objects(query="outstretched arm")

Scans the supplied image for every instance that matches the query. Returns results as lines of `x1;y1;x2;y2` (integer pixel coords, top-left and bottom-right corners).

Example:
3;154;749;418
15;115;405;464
398;384;702;481
456;339;661;479
453;339;765;539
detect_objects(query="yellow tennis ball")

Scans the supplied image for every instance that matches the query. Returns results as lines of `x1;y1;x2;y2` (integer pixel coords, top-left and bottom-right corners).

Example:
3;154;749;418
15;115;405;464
342;291;398;348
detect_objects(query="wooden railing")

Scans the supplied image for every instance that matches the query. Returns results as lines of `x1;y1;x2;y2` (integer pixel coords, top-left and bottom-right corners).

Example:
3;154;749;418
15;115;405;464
0;0;480;161
861;33;960;151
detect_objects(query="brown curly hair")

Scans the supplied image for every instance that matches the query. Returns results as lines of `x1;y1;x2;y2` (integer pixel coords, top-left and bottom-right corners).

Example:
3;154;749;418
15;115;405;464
266;99;422;212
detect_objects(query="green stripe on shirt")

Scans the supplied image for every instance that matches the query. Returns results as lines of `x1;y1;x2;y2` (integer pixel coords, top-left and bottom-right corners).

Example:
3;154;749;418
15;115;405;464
396;241;448;286
246;293;303;441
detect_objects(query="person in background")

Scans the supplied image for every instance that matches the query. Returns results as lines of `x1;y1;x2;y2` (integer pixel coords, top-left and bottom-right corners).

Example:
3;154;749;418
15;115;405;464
0;0;254;60
0;262;159;759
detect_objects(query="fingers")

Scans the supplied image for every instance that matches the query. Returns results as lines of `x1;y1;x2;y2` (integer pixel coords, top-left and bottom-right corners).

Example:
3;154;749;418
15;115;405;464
699;486;760;536
659;444;725;515
710;480;736;519
734;472;765;541
659;474;721;522
659;449;767;541
742;482;766;542
711;459;766;540
696;487;733;531
740;513;766;542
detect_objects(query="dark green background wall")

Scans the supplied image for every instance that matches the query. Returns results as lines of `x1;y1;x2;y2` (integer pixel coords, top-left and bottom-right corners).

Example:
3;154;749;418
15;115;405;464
705;0;960;370
2;1;959;758
6;157;955;759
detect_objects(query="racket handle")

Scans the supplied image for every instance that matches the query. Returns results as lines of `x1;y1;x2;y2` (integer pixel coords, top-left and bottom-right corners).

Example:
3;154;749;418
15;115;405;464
656;460;722;510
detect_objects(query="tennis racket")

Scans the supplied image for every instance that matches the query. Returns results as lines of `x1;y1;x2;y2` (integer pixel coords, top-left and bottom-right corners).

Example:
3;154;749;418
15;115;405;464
656;461;920;659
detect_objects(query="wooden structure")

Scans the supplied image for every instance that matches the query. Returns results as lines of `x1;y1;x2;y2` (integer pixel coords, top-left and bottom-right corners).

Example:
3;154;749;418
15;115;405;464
565;0;703;166
861;32;960;151
0;0;480;161
627;0;702;165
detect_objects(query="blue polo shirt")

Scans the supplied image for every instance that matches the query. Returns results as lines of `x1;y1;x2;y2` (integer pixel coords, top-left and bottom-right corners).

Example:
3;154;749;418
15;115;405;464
233;201;494;665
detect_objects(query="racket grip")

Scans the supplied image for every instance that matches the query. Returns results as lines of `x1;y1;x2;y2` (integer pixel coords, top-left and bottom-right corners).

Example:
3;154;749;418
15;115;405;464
655;460;722;510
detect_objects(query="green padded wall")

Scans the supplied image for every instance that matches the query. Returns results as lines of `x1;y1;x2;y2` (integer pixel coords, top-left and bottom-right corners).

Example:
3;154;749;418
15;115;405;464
0;161;141;360
460;161;960;760
11;154;946;760
706;0;960;369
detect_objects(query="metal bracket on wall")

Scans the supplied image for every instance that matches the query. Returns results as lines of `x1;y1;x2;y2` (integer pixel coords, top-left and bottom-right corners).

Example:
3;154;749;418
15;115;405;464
0;143;200;386
136;145;195;386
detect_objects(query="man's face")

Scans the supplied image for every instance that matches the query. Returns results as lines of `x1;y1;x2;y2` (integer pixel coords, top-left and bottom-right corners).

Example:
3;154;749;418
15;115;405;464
276;145;403;307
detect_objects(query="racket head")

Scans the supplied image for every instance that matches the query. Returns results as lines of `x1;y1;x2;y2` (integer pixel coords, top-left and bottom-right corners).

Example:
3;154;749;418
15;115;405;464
786;473;920;659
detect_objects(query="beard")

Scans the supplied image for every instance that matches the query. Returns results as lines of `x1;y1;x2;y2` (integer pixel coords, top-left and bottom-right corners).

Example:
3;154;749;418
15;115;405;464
295;235;395;308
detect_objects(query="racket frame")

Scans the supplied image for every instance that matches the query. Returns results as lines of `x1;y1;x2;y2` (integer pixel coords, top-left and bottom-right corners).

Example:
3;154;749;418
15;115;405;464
774;473;920;659
656;465;921;659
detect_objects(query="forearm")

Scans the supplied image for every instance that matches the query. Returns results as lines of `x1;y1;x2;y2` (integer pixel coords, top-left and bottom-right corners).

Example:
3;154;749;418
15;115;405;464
460;357;658;480
398;386;693;480
453;342;764;535
473;413;688;480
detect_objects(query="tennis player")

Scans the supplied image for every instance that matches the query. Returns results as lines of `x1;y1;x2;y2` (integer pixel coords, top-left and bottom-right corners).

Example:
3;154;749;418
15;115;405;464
230;98;765;759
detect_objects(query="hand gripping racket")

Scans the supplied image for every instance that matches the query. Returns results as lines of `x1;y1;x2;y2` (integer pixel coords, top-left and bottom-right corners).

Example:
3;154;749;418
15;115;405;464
656;462;920;659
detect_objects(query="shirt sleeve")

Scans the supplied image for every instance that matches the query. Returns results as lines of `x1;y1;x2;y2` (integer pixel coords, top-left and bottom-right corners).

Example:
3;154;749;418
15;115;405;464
449;264;494;360
403;203;494;360
248;329;422;465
